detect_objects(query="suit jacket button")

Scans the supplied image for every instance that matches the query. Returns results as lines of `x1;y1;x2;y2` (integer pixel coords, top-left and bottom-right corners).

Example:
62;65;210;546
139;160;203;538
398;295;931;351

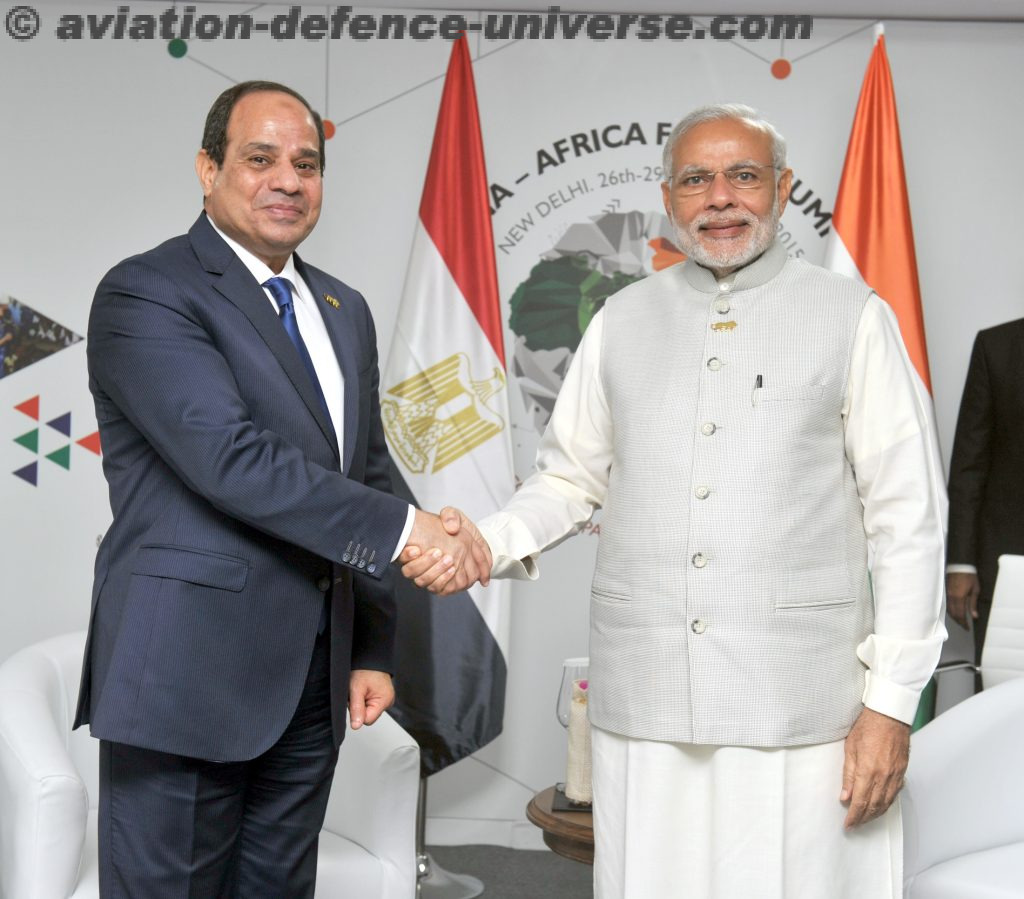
317;576;331;592
367;563;377;574
357;559;366;569
342;552;351;563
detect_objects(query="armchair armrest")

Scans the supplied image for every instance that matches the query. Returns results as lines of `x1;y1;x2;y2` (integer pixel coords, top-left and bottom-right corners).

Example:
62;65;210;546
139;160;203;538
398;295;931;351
321;712;419;885
0;676;89;899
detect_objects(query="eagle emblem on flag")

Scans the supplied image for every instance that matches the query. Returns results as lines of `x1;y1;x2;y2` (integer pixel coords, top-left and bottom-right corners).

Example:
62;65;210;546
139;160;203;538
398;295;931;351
382;352;508;474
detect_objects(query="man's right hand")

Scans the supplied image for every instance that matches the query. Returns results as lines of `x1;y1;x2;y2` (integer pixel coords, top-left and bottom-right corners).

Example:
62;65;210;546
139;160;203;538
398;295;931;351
401;507;492;595
401;508;491;595
946;571;980;630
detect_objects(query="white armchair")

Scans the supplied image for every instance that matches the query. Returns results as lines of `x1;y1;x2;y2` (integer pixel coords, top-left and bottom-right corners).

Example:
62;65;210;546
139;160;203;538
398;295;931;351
981;554;1024;689
902;676;1024;898
0;631;420;899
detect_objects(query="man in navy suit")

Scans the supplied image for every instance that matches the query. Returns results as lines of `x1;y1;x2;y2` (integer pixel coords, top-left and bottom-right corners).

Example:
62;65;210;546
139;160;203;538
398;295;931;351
74;81;487;897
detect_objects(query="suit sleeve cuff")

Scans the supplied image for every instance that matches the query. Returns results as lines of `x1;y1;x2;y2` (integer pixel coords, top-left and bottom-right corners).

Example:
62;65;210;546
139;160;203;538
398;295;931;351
351;648;394;674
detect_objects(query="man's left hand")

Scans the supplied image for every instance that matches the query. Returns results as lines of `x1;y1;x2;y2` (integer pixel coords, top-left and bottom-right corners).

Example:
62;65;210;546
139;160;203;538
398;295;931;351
840;707;910;829
348;669;395;730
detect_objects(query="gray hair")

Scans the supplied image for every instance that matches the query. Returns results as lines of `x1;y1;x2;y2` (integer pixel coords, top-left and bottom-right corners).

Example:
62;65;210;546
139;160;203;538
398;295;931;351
661;104;787;180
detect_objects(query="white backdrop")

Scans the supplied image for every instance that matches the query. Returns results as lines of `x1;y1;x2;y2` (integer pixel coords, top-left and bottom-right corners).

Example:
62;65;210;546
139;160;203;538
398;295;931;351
2;3;1021;847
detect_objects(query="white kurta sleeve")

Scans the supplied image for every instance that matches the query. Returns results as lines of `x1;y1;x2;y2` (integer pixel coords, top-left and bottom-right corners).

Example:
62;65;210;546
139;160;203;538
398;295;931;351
843;294;948;725
478;310;613;579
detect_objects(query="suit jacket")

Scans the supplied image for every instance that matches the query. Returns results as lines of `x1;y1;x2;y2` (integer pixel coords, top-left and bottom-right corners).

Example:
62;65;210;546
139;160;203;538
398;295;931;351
74;213;409;762
947;317;1024;606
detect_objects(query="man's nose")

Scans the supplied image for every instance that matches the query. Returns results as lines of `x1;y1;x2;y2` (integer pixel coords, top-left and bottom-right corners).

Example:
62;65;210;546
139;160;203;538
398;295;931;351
268;159;301;193
704;172;738;208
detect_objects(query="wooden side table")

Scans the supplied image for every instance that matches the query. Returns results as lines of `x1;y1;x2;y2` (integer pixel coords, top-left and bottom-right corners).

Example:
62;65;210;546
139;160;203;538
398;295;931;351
526;786;594;865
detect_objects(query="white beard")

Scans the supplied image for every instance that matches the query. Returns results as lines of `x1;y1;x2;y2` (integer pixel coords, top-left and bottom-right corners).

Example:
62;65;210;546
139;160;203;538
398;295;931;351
671;202;780;274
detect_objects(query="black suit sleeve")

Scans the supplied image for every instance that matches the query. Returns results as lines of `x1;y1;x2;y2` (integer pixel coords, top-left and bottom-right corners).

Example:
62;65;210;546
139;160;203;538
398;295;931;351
947;332;994;566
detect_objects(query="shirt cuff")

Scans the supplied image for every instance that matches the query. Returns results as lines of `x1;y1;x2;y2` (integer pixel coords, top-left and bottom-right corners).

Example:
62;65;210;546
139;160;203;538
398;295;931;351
861;671;922;725
477;523;539;580
945;564;978;574
389;505;416;563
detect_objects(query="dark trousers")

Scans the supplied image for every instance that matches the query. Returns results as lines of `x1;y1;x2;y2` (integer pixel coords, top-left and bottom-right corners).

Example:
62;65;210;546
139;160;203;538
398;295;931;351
98;630;338;898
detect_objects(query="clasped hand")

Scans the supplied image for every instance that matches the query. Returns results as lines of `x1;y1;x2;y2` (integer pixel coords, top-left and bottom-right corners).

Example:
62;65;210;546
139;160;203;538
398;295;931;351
399;507;492;595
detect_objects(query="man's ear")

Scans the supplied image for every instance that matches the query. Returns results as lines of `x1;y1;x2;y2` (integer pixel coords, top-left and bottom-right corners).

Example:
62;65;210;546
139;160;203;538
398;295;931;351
776;167;793;217
195;149;218;199
661;179;674;221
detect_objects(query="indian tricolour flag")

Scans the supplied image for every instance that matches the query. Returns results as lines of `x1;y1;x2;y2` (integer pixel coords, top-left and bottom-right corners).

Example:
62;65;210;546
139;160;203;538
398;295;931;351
824;24;945;477
824;27;948;732
382;35;515;775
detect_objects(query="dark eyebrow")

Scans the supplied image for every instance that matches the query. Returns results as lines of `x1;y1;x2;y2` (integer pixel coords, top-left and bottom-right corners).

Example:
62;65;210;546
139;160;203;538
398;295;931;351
239;142;277;155
239;142;321;164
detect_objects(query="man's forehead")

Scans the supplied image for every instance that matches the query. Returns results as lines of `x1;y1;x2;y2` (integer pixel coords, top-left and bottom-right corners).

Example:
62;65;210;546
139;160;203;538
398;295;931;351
226;91;317;141
673;119;771;163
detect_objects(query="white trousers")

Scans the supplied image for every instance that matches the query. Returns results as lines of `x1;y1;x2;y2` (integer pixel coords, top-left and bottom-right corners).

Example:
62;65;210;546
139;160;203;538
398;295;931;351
590;726;901;899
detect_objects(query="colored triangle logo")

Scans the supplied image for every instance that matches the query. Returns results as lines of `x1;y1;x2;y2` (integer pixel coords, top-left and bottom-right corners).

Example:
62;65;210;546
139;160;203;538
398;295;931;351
14;428;39;453
0;300;83;378
47;411;72;436
76;431;102;455
15;396;40;420
45;445;71;470
12;461;37;485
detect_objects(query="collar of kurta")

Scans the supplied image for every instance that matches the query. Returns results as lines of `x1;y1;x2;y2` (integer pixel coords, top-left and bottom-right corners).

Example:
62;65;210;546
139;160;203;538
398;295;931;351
683;239;788;294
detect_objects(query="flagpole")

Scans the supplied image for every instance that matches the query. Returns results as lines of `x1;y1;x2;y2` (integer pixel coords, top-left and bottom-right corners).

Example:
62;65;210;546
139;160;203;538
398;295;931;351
415;777;484;898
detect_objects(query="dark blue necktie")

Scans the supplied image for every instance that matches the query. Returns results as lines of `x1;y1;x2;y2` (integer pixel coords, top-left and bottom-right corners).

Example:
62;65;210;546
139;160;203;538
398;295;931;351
264;276;331;634
264;277;331;423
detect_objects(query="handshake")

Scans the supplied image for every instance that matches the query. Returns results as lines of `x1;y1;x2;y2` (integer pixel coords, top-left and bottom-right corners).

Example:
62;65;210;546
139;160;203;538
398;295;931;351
399;507;492;596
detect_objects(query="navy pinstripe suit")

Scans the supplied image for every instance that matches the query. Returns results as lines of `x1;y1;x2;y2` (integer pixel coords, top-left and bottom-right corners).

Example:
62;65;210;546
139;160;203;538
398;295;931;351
73;212;409;894
75;211;408;756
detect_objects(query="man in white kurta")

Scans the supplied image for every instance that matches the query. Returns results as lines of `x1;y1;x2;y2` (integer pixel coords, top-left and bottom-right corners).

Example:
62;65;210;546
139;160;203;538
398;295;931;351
404;105;946;898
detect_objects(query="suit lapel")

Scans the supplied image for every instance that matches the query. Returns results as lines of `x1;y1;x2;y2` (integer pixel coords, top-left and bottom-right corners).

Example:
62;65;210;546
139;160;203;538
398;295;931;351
188;215;341;463
296;256;358;475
